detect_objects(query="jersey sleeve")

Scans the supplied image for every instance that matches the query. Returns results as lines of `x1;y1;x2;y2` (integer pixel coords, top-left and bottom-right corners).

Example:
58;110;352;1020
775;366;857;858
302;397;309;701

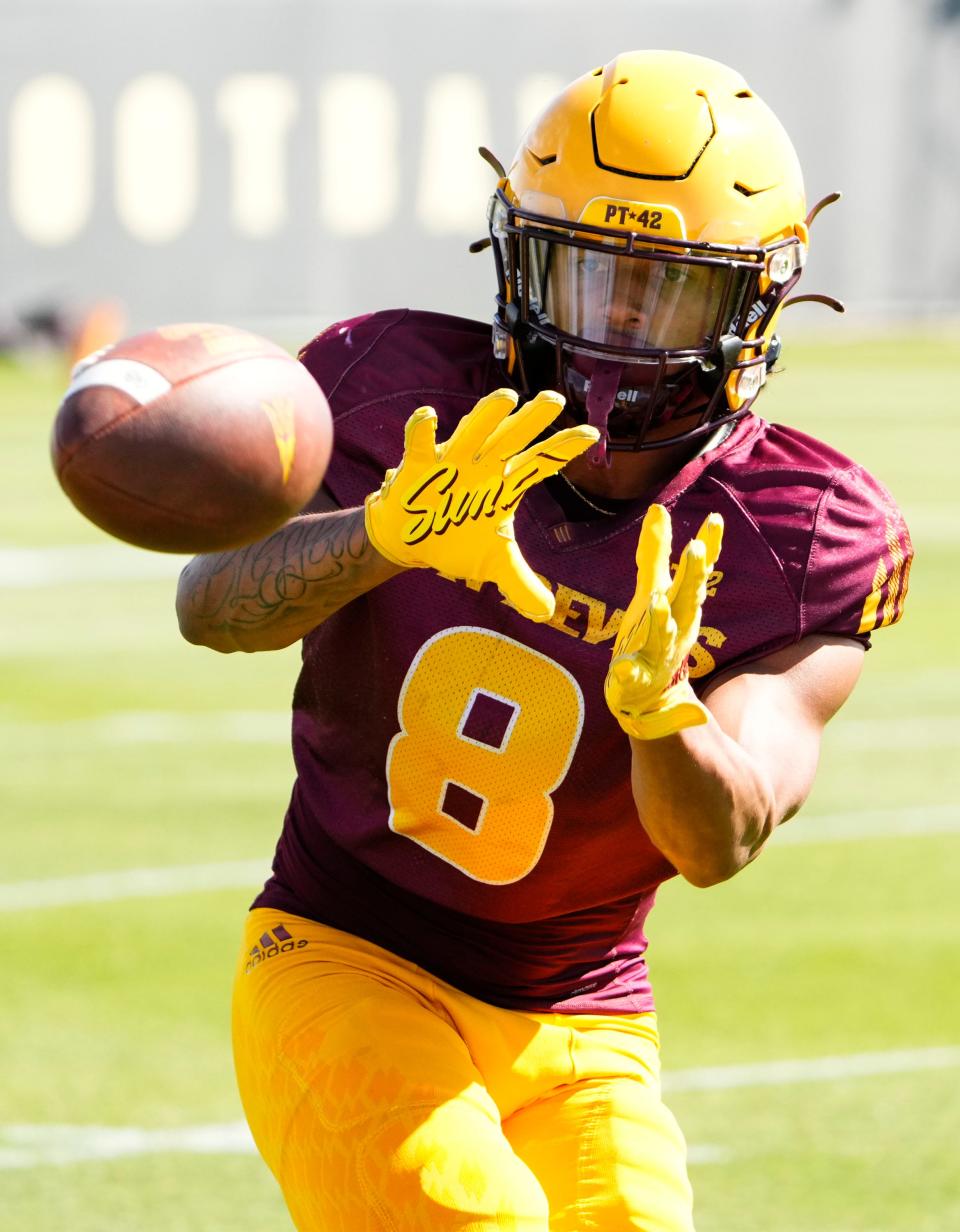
296;309;501;516
296;311;408;513
800;464;913;642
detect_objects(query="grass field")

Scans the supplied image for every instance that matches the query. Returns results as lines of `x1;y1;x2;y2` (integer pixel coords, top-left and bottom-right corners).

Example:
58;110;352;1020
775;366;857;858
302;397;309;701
1;328;958;1231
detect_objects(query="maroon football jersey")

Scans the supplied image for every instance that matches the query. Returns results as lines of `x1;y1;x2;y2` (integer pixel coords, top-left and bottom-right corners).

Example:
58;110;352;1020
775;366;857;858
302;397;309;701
253;309;912;1014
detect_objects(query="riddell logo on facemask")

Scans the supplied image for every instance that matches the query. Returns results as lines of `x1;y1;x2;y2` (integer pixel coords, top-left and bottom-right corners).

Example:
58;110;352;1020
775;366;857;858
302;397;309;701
245;924;307;973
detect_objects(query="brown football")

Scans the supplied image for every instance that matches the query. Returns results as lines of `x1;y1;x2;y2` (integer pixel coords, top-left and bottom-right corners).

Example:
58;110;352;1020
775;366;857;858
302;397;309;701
51;322;333;552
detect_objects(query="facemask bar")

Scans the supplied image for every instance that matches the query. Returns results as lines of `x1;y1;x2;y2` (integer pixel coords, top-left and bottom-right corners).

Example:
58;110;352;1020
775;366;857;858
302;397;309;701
488;188;805;452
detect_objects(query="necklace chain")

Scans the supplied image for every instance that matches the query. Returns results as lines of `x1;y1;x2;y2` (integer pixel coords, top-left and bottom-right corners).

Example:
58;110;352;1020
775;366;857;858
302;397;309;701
555;421;737;519
557;470;619;517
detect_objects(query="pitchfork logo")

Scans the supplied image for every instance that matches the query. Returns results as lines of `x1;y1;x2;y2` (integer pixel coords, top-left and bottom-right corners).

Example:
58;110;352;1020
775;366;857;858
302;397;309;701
245;923;308;973
260;397;297;484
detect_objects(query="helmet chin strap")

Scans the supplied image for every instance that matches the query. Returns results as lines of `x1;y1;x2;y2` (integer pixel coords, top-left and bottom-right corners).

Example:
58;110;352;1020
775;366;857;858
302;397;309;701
584;359;624;467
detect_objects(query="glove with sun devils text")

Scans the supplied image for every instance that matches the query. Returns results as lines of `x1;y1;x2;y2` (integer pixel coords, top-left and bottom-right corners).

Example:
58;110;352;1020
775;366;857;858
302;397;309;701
605;503;724;740
364;388;599;621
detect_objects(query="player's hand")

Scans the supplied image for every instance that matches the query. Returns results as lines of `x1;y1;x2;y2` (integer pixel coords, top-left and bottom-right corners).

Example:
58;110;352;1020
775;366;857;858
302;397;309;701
364;389;599;620
605;504;723;740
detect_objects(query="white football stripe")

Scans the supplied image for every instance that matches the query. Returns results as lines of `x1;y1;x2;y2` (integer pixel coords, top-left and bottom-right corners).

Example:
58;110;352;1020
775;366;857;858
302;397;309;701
63;357;172;405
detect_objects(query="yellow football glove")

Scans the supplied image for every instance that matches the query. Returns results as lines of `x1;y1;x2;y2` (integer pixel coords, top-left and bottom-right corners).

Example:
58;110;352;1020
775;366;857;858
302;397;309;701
364;388;598;620
605;503;723;740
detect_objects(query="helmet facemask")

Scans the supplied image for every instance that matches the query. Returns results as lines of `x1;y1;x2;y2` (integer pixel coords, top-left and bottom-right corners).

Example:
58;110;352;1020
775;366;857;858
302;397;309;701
489;188;805;461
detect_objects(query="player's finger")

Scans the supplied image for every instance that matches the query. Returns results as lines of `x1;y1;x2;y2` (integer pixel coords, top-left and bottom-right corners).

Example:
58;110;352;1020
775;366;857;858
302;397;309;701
447;389;519;457
696;512;724;570
502;427;600;511
634;504;673;608
402;406;438;464
612;598;654;658
480;390;567;461
491;538;555;621
670;539;709;640
507;424;601;480
377;465;398;498
667;535;707;603
608;654;641;689
642;593;676;669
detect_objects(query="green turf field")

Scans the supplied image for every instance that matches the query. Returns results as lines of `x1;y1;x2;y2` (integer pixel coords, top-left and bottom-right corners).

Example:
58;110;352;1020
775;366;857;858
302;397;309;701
2;328;958;1231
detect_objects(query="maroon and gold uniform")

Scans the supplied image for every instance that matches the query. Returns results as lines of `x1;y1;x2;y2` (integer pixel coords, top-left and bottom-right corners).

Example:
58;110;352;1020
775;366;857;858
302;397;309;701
234;310;911;1232
224;44;917;1231
252;309;911;1013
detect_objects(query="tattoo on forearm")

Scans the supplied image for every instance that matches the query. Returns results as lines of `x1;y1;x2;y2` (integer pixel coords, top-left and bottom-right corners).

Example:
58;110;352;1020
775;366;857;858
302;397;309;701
180;509;375;633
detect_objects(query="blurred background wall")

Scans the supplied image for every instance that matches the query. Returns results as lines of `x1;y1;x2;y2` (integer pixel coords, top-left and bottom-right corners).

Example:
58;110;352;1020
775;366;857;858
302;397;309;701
1;0;958;340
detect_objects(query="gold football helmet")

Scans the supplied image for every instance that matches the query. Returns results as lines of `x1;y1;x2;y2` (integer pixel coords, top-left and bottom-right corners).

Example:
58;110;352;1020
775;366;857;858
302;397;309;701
486;51;825;457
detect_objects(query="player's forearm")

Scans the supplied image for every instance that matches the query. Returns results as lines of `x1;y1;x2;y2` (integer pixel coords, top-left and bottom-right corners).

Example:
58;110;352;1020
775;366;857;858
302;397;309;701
628;720;780;888
175;507;404;652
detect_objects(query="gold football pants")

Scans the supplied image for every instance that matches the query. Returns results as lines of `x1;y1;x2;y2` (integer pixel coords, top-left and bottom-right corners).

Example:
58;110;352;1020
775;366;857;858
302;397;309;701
233;908;694;1231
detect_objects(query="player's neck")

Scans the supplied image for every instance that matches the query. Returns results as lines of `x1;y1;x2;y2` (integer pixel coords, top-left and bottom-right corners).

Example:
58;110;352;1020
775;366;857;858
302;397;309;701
563;435;704;502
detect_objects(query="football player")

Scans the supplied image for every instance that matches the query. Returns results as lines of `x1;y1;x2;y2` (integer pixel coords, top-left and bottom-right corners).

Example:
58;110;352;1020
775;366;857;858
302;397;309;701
177;50;912;1232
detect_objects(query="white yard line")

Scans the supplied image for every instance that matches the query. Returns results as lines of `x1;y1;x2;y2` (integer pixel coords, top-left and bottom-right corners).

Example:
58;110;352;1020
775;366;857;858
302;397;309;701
2;1046;956;1169
0;1122;256;1169
2;711;958;749
0;1121;731;1171
0;544;189;587
0;861;270;911
663;1046;960;1093
1;510;954;589
1;710;291;744
771;802;960;845
1;803;957;913
0;1121;725;1170
825;716;960;750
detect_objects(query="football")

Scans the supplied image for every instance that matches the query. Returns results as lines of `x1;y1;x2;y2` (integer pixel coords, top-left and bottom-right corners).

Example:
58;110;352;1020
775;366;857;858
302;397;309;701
51;322;334;553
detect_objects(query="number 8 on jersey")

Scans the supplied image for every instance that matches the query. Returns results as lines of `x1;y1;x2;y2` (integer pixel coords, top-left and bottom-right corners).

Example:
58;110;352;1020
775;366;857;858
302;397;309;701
386;627;585;885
